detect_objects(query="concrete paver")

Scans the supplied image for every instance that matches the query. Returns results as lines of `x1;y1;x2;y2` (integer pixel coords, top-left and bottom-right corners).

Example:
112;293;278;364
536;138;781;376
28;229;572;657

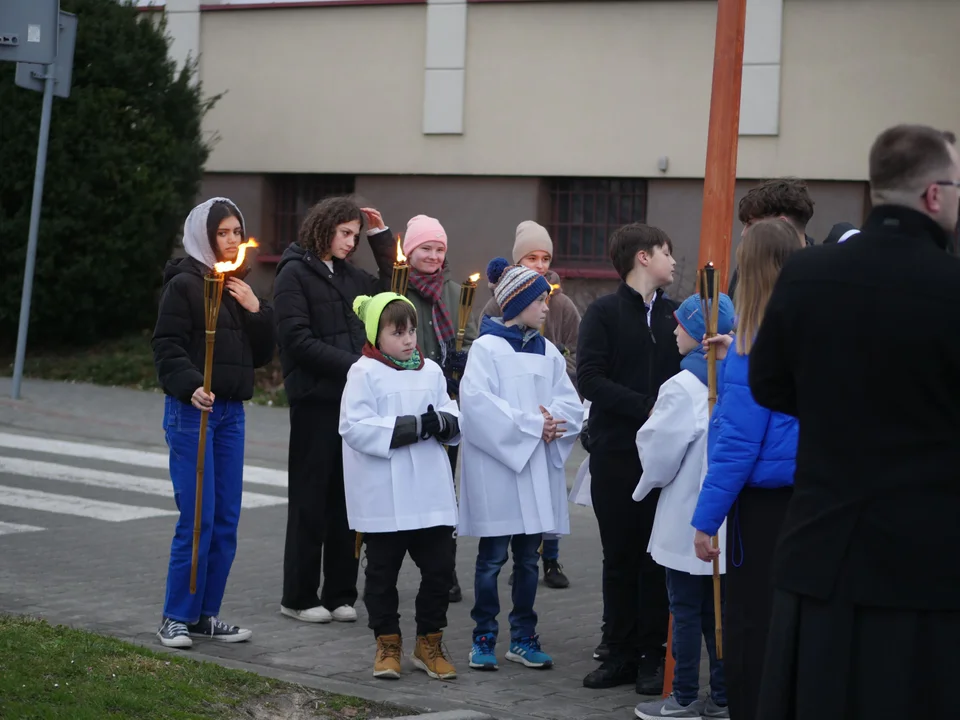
0;378;702;719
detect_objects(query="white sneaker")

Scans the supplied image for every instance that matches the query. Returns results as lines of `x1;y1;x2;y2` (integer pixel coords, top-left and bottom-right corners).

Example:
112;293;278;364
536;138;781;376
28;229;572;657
331;605;358;622
280;605;332;623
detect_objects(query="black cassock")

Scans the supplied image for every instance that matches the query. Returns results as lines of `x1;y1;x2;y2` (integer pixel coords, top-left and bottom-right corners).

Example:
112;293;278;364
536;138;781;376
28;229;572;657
748;205;960;720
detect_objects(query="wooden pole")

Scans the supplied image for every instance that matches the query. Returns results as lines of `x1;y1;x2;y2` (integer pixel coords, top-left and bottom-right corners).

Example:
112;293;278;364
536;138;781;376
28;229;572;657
663;0;747;698
191;273;224;594
697;0;748;291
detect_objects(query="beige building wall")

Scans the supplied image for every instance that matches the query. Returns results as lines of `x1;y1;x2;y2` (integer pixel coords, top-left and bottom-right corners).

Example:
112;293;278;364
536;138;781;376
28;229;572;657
197;0;960;181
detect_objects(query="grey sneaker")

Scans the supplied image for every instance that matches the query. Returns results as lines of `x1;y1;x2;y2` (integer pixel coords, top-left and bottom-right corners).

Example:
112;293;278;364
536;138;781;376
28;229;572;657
157;617;192;649
701;697;729;718
634;694;702;719
187;616;252;643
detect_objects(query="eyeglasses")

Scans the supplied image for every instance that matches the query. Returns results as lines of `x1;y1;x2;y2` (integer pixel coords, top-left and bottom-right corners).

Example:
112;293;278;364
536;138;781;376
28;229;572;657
921;180;960;199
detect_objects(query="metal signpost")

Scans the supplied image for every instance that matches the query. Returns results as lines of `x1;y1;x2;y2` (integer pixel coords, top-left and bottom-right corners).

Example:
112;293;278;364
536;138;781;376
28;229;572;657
0;1;78;399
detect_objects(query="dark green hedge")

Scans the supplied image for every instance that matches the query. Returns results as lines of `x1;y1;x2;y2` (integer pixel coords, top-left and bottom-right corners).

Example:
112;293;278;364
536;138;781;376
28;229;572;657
0;0;217;348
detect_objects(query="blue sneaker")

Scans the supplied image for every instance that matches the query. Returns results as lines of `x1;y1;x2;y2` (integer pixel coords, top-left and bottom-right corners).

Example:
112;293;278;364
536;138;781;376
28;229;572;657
469;635;498;670
505;635;553;668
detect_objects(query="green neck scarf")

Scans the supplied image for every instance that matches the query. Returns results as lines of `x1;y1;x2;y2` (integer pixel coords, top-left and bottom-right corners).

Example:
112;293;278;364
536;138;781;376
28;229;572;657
384;348;422;371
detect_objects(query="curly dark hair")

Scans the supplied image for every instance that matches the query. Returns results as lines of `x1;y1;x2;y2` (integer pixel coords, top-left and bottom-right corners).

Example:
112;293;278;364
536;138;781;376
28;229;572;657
298;196;364;258
738;177;815;231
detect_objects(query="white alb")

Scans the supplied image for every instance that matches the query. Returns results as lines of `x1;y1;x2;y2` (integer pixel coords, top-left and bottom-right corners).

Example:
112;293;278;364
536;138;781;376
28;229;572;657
458;335;584;538
339;356;460;533
634;369;727;576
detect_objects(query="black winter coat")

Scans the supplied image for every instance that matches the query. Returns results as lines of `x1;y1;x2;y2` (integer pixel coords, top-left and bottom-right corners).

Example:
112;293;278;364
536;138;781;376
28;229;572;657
577;284;680;455
273;234;394;406
152;257;276;404
750;205;960;610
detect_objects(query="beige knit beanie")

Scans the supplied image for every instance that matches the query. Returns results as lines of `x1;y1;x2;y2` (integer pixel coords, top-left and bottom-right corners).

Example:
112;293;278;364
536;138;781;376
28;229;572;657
512;221;554;264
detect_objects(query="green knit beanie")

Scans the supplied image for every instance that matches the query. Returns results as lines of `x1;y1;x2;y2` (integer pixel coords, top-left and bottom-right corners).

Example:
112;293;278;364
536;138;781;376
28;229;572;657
352;292;417;346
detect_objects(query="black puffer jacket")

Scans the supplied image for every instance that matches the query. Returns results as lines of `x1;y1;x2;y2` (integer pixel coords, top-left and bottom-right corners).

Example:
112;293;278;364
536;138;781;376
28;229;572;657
152;257;276;404
274;234;394;406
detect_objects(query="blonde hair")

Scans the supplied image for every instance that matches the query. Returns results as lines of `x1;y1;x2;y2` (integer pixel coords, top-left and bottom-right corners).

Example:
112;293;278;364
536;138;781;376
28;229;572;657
734;219;804;355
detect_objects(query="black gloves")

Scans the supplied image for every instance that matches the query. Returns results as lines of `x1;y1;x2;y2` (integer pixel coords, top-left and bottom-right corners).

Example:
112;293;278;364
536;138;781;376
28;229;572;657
445;346;468;376
420;404;443;440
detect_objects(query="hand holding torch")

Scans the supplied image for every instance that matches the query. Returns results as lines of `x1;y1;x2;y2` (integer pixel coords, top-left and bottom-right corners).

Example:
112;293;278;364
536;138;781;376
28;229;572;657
190;238;258;594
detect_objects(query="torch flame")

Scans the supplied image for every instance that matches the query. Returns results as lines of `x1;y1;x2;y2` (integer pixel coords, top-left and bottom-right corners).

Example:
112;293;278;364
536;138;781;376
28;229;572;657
550;283;561;295
214;238;259;274
395;235;407;264
468;273;481;283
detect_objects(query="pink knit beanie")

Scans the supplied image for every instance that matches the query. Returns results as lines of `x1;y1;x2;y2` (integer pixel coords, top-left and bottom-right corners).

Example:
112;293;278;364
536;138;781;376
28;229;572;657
403;215;448;255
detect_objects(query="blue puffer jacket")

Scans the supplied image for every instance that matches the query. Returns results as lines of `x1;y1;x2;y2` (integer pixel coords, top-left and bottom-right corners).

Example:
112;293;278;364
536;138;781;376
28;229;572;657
691;348;798;536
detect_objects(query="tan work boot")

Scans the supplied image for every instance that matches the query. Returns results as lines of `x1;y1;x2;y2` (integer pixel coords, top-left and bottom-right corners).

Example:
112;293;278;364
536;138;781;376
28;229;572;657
373;634;402;679
412;631;457;680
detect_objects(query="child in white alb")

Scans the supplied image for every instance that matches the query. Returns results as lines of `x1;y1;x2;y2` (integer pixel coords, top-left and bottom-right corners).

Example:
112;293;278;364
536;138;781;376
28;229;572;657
340;292;460;682
458;259;583;672
632;292;734;720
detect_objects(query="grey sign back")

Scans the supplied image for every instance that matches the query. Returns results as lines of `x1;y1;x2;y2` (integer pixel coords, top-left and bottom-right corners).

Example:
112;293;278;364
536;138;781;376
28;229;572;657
0;0;60;66
15;12;78;99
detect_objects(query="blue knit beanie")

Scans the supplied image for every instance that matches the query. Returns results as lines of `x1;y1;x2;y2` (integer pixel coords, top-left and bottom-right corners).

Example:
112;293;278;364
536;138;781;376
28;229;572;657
675;292;735;343
486;257;552;321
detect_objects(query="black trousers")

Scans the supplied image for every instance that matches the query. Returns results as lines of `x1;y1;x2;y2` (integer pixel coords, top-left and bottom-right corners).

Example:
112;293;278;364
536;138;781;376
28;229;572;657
281;402;359;611
363;525;455;637
723;486;792;720
590;450;668;663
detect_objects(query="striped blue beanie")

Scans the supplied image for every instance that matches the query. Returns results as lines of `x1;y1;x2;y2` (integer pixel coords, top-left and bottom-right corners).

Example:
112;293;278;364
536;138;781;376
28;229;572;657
487;257;552;321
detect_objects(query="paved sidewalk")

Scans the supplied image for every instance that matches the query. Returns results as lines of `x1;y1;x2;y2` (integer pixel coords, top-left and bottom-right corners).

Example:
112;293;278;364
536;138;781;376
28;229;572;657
0;378;656;720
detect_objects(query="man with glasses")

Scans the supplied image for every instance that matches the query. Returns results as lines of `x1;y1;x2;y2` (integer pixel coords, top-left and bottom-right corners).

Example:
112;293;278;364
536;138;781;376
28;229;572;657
746;124;960;719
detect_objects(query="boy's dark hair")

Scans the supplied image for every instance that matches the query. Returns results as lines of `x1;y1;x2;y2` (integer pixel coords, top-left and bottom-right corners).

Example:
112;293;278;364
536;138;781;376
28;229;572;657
206;200;243;261
377;300;418;345
869;124;954;193
608;223;674;282
298;196;364;258
738;177;815;232
943;130;956;145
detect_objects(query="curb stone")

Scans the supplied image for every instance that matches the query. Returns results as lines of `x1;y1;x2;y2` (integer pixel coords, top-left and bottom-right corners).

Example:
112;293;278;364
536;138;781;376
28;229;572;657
377;713;496;720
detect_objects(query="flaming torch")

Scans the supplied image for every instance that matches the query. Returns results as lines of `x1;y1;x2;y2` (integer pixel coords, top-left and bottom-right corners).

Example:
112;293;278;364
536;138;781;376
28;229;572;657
698;261;723;657
541;282;561;335
391;235;410;297
190;238;259;594
456;273;481;353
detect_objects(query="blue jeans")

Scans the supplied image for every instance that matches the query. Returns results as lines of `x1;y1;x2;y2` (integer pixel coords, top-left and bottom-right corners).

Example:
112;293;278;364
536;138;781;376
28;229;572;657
162;396;245;624
665;568;727;706
541;534;560;561
471;534;542;642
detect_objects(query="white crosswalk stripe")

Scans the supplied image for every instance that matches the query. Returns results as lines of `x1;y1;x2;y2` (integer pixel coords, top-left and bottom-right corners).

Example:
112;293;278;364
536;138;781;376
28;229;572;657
0;457;285;509
0;520;45;536
0;485;178;522
0;432;288;536
0;432;288;488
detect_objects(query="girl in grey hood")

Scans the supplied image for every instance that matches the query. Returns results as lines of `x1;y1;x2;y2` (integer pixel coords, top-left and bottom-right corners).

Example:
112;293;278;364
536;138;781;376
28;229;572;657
152;197;275;649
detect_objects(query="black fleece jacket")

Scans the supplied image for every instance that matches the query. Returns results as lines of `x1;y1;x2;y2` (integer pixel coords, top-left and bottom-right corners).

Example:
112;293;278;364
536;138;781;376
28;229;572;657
577;284;681;455
152;257;275;404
